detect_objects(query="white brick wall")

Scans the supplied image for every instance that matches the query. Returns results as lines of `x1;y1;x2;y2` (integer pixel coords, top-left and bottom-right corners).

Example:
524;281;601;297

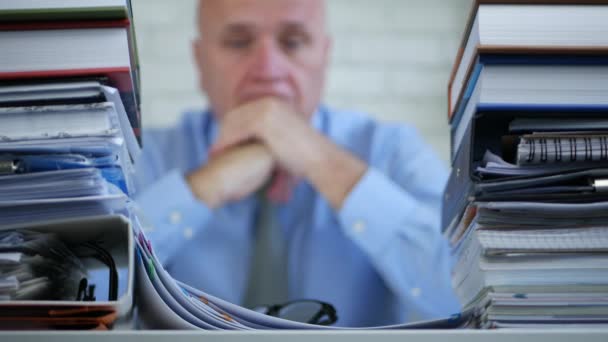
131;0;472;162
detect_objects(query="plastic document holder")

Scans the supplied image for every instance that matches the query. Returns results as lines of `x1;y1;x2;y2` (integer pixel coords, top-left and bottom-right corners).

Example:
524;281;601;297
0;215;134;330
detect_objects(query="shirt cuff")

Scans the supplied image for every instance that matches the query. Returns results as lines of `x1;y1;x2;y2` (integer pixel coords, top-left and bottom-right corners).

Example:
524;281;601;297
338;167;420;257
135;168;212;264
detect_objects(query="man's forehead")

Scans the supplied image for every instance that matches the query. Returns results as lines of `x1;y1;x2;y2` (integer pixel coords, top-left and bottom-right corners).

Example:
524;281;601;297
198;0;326;32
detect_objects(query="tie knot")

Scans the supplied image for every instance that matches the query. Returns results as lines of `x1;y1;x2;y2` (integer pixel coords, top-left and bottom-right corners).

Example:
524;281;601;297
266;168;296;203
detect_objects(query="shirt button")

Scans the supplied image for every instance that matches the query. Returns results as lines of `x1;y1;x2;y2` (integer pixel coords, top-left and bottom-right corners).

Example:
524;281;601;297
183;227;194;240
353;220;366;234
410;287;422;298
169;211;182;225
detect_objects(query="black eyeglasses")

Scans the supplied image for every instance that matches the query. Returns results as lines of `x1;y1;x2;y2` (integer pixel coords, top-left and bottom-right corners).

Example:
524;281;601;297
256;300;337;326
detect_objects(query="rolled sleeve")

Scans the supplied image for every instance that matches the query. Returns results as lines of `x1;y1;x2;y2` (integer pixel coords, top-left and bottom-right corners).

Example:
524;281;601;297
135;168;212;264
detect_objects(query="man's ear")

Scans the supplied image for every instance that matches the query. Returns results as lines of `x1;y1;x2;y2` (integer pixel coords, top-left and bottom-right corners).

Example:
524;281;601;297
192;38;207;91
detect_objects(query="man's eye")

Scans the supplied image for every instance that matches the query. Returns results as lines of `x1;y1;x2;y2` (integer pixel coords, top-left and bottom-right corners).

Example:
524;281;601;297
281;36;305;51
223;38;251;49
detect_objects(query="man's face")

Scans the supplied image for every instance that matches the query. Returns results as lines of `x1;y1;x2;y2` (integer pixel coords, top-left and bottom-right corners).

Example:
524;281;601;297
193;0;330;120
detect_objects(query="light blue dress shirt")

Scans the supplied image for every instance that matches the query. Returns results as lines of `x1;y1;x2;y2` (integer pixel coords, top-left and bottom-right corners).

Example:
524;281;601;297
134;106;461;327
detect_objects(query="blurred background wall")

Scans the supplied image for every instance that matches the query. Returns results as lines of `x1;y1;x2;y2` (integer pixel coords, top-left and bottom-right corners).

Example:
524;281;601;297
131;0;472;163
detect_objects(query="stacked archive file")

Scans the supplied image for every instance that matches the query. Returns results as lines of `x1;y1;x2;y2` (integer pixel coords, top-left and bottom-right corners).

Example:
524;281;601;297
0;0;140;330
443;0;608;328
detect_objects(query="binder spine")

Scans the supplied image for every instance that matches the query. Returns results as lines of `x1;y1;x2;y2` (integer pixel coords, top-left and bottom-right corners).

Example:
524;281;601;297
518;135;608;164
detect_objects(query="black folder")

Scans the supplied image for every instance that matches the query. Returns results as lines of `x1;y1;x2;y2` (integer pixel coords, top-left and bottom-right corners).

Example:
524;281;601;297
443;109;608;231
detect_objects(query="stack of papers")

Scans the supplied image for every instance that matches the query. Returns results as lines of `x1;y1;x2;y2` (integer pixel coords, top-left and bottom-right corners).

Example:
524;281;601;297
0;0;140;330
443;0;608;329
0;82;138;329
0;83;137;229
133;224;474;330
449;201;608;328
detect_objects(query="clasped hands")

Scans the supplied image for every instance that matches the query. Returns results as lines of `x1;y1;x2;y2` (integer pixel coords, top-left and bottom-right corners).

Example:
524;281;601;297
186;98;366;210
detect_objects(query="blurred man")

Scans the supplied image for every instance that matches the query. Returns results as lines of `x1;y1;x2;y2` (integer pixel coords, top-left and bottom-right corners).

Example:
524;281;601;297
135;0;460;327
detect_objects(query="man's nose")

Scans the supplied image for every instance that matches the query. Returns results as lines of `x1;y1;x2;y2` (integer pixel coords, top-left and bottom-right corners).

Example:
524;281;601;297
249;38;287;82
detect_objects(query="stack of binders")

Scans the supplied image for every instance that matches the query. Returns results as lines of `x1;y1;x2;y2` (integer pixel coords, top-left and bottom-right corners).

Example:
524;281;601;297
0;0;140;330
0;0;141;142
443;0;608;329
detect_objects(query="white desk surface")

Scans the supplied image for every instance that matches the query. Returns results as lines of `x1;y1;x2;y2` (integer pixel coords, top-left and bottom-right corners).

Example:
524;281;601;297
2;329;608;342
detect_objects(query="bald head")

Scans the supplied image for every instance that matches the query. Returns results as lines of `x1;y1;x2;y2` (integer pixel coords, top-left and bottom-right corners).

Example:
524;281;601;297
197;0;327;38
192;0;331;119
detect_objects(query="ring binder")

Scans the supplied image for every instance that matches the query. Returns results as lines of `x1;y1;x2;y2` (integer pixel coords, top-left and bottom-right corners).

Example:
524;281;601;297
518;134;608;164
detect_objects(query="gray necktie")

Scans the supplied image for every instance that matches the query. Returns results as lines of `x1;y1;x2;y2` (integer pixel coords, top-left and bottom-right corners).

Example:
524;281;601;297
243;195;288;308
